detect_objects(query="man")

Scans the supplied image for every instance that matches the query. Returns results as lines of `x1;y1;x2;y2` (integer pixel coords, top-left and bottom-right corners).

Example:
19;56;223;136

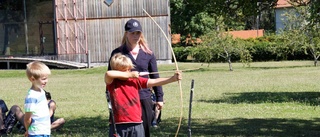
0;99;25;135
0;90;65;135
45;91;66;130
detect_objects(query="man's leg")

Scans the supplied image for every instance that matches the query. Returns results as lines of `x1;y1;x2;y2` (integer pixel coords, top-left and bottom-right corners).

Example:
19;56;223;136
0;109;4;130
51;118;65;130
4;105;24;134
10;105;24;126
11;105;25;132
152;106;160;127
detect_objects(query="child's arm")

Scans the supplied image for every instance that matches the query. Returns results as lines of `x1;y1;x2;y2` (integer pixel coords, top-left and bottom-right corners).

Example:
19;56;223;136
24;112;32;136
147;71;182;87
105;70;139;84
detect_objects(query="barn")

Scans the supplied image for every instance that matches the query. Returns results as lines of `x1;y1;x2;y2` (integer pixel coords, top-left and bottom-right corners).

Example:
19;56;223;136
0;0;172;69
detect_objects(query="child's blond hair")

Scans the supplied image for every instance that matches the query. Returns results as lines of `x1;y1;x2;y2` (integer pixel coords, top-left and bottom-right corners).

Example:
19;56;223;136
26;61;51;79
110;53;134;70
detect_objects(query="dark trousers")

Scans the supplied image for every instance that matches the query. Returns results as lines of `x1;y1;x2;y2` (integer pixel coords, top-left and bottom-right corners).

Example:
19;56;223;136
4;110;18;134
140;98;153;137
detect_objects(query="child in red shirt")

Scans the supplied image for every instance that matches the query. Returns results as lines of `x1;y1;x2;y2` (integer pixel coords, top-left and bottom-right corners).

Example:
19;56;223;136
105;53;182;137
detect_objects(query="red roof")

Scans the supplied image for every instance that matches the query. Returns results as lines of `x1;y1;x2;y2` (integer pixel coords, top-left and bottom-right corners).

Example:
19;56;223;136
275;0;293;8
275;0;309;8
227;30;264;39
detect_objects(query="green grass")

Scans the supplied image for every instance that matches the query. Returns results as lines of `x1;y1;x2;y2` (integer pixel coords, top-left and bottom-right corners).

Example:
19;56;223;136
1;61;320;137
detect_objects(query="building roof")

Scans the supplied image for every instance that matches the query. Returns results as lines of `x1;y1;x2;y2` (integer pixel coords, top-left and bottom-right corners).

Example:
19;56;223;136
275;0;309;8
275;0;293;8
227;29;264;39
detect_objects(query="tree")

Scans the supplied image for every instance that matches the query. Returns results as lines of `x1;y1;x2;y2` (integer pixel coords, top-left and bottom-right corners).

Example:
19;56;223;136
193;22;252;71
278;4;320;66
170;0;278;38
170;0;219;37
309;0;320;24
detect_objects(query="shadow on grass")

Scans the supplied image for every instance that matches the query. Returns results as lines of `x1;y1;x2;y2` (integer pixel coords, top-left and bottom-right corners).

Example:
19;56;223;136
8;116;320;137
200;91;320;106
54;115;109;136
8;116;108;137
153;117;320;137
248;65;313;70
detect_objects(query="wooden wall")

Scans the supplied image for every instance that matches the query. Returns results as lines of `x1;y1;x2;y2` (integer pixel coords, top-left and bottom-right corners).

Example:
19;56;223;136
55;0;171;63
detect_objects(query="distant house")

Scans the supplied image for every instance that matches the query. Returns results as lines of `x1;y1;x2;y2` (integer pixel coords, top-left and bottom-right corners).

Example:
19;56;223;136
227;29;264;39
275;0;295;33
275;0;309;33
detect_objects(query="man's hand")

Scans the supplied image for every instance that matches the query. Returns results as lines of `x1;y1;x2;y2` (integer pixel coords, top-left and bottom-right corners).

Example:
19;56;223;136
156;101;164;110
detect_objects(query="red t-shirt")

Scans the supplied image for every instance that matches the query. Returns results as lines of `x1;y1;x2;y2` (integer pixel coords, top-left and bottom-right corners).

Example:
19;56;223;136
107;77;148;124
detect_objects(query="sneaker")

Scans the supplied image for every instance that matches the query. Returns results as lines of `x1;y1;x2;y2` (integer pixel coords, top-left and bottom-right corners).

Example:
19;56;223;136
152;121;158;128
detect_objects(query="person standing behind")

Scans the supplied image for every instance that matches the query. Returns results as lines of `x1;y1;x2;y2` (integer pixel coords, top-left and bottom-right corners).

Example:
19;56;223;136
24;61;51;137
150;92;161;128
108;18;164;137
105;53;182;137
45;91;65;131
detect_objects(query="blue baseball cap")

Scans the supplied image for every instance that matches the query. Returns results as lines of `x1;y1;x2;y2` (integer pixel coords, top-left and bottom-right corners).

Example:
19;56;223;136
125;19;142;32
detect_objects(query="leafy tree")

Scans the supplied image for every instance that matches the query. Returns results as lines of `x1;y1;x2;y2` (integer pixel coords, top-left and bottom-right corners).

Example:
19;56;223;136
170;0;278;38
278;4;320;66
309;0;320;24
193;22;252;70
170;0;219;37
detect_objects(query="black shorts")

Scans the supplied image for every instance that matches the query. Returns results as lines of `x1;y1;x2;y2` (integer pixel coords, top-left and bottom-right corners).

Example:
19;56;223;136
109;123;145;137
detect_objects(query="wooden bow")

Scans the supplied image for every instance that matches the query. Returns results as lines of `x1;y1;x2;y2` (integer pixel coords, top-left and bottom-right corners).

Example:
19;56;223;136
142;8;183;137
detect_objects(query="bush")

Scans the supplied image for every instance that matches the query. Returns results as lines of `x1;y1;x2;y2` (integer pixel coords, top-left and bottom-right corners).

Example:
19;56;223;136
173;47;192;62
173;34;314;63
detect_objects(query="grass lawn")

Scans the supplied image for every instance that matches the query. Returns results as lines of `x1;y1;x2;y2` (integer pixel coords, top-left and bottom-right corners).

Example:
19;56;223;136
1;61;320;137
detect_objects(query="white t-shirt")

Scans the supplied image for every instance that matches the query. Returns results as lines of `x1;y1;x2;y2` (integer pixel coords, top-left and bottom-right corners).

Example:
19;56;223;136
24;88;51;135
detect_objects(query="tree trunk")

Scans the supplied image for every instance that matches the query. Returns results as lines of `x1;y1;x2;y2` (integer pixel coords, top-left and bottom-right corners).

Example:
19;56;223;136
224;47;233;71
228;56;233;71
313;54;318;67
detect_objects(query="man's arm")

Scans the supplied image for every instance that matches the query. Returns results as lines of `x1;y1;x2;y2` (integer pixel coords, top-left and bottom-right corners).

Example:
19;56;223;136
49;102;56;117
148;54;165;109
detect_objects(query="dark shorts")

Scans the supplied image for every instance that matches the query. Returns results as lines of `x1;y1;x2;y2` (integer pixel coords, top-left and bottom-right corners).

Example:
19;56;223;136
109;123;145;137
3;110;18;133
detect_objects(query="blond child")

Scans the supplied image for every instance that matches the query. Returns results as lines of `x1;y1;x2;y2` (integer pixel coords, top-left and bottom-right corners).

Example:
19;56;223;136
105;53;182;137
24;61;51;137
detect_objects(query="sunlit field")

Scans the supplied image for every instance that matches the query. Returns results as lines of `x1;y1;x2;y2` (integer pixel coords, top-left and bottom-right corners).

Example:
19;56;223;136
1;61;320;137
